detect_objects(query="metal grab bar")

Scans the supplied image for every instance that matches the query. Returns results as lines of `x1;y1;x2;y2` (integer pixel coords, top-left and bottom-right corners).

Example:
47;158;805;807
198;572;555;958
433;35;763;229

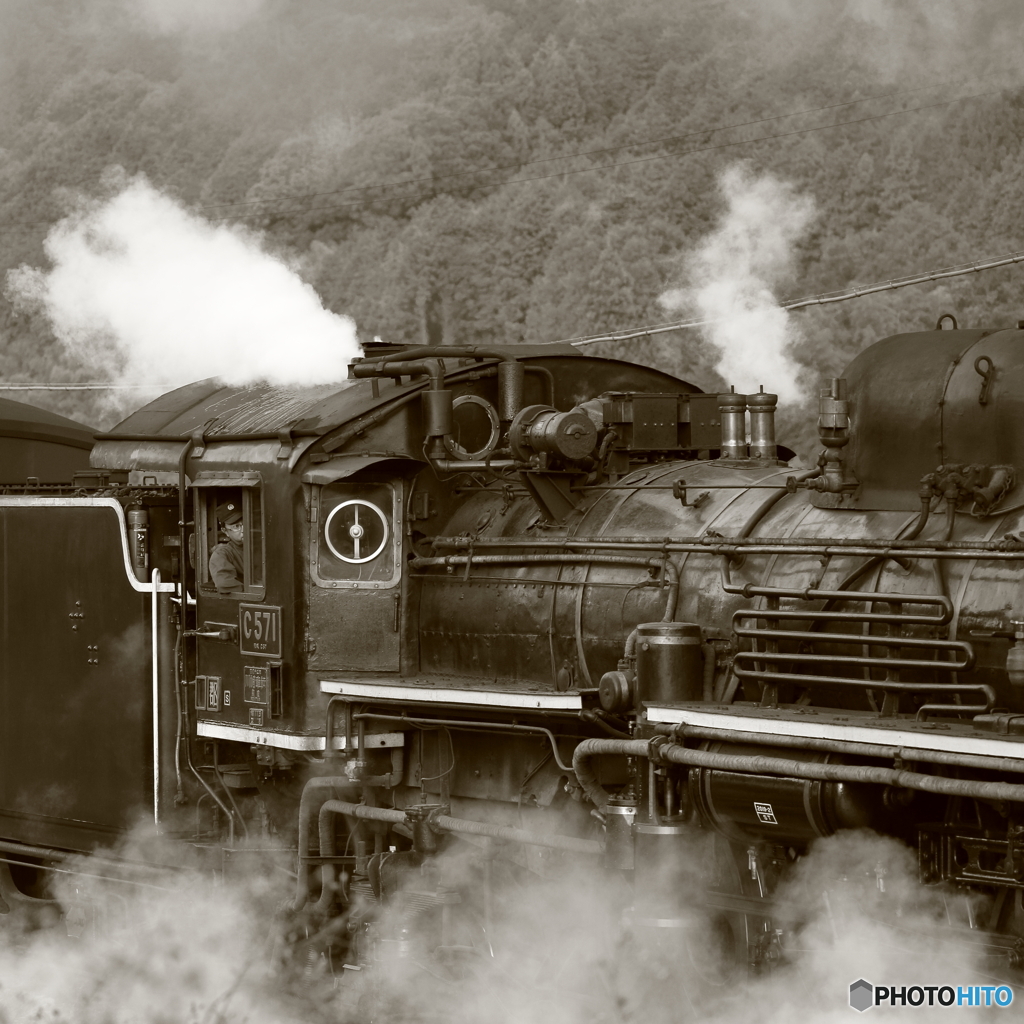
722;578;953;621
733;606;953;626
733;624;975;663
734;649;973;673
730;666;995;705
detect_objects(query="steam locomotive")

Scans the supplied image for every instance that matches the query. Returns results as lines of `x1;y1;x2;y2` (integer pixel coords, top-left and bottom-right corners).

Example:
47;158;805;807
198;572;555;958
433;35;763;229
3;322;1024;975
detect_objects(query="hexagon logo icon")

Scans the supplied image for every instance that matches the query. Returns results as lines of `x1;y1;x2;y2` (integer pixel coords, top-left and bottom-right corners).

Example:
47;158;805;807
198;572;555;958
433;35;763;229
850;979;873;1012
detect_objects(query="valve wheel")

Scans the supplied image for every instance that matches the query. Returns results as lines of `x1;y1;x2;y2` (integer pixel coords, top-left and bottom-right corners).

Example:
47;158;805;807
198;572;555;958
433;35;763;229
324;500;389;564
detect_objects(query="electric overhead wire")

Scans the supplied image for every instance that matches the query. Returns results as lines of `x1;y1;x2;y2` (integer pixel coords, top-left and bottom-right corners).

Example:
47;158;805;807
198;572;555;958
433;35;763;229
561;251;1024;347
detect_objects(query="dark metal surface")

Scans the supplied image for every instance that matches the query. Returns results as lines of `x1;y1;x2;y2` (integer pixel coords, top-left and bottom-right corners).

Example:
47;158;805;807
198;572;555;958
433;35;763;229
0;505;155;851
843;330;991;510
0;398;94;483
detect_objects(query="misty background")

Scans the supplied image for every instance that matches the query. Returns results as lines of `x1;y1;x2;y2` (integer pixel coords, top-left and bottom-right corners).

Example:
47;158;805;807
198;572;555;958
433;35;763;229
2;0;1024;454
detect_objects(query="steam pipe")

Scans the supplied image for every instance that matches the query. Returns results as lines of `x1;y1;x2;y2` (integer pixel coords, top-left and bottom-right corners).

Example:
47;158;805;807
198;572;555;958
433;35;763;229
353;347;560;416
525;365;556;406
352;711;575;774
293;777;360;911
171;617;184;806
427;533;1024;555
0;838;185;876
701;643;717;701
352;351;527;424
413;552;676;596
177;437;194;600
212;740;248;840
318;800;602;856
429;460;517;472
578;709;632;739
324;364;502;454
571;738;1024;808
173;615;236;846
354;346;513;364
351;358;444;392
352;348;532;415
733;625;973;658
572;738;650;808
654;742;1024;803
658;724;1024;775
835;491;933;592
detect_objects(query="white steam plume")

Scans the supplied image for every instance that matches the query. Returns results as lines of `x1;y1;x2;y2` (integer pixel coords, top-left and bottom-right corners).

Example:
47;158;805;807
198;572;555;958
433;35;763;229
660;163;815;404
6;174;360;399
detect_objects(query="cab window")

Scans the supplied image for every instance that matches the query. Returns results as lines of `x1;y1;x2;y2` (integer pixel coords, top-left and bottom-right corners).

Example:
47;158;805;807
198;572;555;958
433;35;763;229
196;485;266;597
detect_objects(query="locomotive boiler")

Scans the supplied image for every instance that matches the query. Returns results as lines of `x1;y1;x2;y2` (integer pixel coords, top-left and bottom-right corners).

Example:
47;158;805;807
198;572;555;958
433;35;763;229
3;322;1024;976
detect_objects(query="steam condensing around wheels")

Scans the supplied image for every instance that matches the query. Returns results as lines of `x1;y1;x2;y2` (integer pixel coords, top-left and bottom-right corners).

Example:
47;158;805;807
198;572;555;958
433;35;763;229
324;499;389;564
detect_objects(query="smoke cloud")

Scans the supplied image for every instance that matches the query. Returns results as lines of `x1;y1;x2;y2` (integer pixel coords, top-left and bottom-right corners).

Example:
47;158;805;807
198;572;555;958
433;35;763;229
6;173;361;410
659;163;815;404
0;832;296;1023
0;826;1011;1022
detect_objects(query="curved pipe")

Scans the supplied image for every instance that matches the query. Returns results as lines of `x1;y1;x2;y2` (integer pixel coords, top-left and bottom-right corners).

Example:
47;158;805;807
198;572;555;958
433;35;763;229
572;738;649;809
353;711;575;774
836;491;932;592
355;348;545;403
351;358;445;392
737;475;813;540
293;777;360;911
525;365;556;406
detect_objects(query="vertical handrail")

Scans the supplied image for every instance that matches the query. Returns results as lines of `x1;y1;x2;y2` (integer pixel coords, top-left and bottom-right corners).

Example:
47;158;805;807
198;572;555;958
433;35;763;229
151;567;162;828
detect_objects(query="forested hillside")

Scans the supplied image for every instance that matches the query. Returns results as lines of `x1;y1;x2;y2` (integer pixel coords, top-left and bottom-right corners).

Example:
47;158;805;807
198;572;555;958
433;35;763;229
2;0;1024;451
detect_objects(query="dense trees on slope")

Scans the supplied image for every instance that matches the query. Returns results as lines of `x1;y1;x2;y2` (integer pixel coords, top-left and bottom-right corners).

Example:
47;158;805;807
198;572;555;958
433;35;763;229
2;0;1024;447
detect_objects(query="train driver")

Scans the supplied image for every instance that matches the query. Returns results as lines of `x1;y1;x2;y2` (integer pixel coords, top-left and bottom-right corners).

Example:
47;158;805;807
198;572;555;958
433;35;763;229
210;501;245;594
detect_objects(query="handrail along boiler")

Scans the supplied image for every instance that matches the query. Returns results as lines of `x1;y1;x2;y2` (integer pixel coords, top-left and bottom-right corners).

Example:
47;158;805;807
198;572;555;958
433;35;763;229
3;324;1024;969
